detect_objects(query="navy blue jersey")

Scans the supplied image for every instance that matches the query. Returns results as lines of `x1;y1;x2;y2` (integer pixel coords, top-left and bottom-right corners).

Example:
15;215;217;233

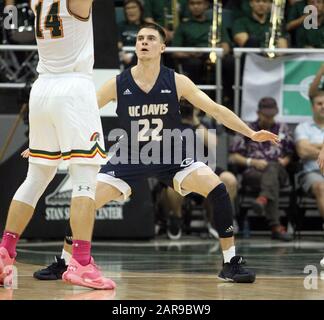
114;65;185;165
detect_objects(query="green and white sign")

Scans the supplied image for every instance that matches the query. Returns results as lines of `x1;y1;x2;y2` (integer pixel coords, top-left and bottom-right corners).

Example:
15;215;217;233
283;61;322;116
242;53;324;123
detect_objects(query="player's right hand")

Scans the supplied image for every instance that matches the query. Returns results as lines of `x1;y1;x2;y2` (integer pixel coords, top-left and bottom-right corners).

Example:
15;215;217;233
21;148;30;158
250;130;279;145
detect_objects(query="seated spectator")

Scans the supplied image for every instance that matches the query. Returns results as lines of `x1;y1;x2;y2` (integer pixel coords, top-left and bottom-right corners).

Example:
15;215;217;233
286;0;323;48
229;97;294;241
144;0;190;43
172;0;233;98
297;0;324;48
118;0;145;69
157;100;238;240
309;64;324;99
295;90;324;231
286;0;308;35
233;0;288;48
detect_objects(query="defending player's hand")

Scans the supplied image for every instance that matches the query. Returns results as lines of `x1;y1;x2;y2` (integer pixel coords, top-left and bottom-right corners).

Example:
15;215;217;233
250;130;280;145
21;148;30;158
318;146;324;175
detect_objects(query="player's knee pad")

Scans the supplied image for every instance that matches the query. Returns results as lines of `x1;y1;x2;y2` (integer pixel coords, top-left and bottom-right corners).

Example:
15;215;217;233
206;183;234;238
69;164;99;200
13;163;57;208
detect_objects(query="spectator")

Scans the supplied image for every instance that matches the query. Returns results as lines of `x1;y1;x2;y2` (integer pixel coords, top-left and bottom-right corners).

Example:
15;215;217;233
287;0;324;47
286;0;307;34
229;97;294;241
158;100;238;240
295;0;324;48
309;64;324;99
295;90;324;231
286;0;323;27
233;0;288;48
118;0;145;68
172;0;232;94
144;0;190;42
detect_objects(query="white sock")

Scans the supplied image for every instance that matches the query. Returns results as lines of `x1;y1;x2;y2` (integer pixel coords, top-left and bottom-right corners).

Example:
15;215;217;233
223;246;236;263
61;249;72;265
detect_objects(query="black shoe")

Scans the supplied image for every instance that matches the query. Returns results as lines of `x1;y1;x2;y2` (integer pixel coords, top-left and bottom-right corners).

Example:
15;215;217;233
218;256;256;283
33;256;67;280
167;216;182;240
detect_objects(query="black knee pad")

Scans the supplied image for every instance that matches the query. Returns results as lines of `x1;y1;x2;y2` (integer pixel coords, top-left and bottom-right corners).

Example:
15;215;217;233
206;183;234;238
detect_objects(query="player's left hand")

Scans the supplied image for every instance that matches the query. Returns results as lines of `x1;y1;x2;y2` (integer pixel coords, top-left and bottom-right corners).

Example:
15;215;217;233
250;130;280;145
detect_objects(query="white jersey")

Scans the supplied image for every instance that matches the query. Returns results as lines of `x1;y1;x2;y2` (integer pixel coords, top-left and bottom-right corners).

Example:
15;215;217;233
31;0;94;75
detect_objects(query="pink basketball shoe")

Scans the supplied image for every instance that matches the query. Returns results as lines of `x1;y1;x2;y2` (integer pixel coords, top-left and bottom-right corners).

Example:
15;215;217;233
62;257;116;290
0;247;15;287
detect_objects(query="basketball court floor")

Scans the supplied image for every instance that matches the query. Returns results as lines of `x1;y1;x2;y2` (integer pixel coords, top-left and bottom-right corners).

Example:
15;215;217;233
1;236;324;300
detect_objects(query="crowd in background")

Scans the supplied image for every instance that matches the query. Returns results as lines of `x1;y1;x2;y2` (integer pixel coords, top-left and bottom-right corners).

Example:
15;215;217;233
117;0;324;105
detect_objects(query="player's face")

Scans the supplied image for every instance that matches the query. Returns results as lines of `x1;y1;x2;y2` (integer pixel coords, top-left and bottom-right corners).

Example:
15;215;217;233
250;0;271;16
312;95;324;120
136;28;166;61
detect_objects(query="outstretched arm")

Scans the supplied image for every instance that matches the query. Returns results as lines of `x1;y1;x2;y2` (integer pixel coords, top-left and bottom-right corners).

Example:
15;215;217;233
176;74;279;144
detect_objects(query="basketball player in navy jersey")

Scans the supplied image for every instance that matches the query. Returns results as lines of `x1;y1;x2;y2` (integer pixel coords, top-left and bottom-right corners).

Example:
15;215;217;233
33;22;279;283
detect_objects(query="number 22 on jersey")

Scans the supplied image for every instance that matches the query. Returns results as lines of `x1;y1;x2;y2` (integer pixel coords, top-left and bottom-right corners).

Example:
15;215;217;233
35;0;64;39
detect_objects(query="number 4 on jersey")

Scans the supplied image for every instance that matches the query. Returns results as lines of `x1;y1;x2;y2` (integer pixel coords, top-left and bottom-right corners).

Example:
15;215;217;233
36;0;64;39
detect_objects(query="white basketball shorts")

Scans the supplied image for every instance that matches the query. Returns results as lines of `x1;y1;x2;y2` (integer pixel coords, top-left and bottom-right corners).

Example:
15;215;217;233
28;73;106;166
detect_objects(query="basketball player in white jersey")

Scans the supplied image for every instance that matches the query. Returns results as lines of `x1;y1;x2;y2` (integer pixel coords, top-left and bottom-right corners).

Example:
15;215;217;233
0;0;116;290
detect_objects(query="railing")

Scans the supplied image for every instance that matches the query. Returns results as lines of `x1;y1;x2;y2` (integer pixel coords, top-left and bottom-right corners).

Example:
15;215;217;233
0;45;224;103
233;48;324;116
2;45;324;117
0;44;38;88
0;44;37;51
123;46;224;103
